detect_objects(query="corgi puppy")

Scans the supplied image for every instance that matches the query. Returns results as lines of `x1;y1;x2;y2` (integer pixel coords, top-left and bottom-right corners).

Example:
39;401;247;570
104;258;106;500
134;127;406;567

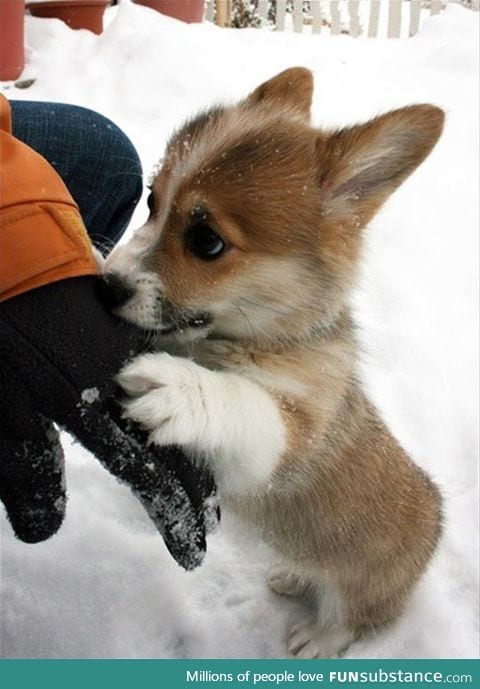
104;68;444;658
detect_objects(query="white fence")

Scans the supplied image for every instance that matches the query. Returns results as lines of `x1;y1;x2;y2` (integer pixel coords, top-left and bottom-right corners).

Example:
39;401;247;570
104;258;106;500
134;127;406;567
206;1;479;37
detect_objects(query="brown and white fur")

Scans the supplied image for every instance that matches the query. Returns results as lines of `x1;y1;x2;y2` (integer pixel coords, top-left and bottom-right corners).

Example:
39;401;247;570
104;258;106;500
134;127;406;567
105;68;444;658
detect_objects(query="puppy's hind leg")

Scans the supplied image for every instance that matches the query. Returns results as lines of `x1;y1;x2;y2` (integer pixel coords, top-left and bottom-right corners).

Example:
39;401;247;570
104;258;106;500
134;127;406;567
288;576;356;658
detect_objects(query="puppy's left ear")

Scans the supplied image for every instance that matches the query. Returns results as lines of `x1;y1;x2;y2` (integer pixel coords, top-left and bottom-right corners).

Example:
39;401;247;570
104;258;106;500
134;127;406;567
246;67;313;121
317;104;445;229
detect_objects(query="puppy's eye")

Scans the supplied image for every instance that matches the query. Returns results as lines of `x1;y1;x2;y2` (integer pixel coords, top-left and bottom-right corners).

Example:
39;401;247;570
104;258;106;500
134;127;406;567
185;223;226;261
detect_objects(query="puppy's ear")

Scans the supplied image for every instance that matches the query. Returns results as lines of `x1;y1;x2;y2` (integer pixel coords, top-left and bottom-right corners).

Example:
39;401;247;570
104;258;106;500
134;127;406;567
317;105;444;228
246;67;313;120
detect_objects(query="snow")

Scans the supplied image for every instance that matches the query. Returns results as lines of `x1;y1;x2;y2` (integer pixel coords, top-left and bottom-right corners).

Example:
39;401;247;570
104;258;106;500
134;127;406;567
80;387;100;404
1;0;478;659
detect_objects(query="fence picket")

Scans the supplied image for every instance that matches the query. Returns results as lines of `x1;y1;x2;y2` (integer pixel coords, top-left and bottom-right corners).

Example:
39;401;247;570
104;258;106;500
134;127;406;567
409;0;422;36
275;0;286;31
387;0;402;38
330;1;341;35
257;0;269;25
367;0;381;37
215;0;231;27
311;1;323;34
348;0;361;37
293;0;304;33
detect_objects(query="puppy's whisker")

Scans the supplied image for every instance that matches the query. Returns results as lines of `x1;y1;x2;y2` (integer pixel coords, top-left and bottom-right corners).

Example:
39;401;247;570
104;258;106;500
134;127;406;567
92;234;117;257
237;297;286;317
237;306;280;351
235;304;259;348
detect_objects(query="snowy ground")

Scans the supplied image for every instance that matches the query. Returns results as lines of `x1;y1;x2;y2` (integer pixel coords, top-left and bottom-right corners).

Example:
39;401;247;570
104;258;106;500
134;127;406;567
0;1;478;659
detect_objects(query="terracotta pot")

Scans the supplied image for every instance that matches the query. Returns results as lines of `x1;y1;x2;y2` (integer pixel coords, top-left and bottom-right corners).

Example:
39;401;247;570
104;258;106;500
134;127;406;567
0;0;25;81
27;0;111;35
133;0;204;23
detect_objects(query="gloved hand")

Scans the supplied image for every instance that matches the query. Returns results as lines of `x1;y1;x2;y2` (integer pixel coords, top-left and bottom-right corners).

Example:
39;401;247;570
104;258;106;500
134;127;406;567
0;93;217;570
0;275;217;570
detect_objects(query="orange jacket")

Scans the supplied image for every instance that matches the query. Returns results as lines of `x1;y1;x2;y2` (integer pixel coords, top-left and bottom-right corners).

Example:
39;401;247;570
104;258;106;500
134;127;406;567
0;94;97;302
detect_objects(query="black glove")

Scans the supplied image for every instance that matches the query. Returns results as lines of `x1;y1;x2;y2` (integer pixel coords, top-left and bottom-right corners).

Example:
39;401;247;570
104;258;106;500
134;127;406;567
0;275;217;570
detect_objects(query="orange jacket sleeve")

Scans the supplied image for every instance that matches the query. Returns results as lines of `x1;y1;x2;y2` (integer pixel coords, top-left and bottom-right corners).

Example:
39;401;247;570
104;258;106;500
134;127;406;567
0;94;97;303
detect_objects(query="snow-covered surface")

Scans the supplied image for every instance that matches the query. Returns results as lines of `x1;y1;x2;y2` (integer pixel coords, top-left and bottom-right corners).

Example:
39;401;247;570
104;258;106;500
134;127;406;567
1;1;478;659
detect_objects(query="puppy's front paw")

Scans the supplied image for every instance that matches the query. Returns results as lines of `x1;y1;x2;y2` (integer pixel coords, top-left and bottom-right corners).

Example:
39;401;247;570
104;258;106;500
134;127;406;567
118;353;208;448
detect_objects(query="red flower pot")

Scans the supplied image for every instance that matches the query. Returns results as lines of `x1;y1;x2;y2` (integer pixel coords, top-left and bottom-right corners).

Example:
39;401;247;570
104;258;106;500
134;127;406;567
133;0;205;23
27;0;111;35
0;0;25;81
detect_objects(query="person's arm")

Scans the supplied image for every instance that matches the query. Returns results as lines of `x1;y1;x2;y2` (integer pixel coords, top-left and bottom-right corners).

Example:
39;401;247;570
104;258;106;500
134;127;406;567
0;94;217;568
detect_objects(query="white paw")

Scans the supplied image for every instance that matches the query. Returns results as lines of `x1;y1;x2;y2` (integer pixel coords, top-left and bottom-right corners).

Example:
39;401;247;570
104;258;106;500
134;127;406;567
268;568;310;597
119;350;287;496
288;620;354;659
118;352;209;448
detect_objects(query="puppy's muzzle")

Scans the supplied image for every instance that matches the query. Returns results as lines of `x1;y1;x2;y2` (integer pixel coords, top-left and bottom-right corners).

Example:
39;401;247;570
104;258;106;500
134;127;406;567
97;273;211;335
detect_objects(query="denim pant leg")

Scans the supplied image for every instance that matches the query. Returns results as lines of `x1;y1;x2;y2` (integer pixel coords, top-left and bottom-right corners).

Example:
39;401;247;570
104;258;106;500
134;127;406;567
10;101;143;251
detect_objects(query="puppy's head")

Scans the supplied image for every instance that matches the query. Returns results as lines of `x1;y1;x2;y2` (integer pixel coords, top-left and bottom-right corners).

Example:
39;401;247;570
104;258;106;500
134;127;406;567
104;67;444;344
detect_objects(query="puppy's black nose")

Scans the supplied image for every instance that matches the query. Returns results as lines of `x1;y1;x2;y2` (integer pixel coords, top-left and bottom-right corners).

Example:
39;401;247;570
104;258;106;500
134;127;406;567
96;273;134;310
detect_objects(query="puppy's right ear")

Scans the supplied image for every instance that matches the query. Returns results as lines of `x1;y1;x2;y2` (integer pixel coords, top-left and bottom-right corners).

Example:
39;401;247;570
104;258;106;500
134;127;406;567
245;67;313;121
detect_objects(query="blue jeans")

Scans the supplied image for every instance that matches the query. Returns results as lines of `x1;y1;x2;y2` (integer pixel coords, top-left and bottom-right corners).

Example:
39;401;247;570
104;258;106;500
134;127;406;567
10;101;143;251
